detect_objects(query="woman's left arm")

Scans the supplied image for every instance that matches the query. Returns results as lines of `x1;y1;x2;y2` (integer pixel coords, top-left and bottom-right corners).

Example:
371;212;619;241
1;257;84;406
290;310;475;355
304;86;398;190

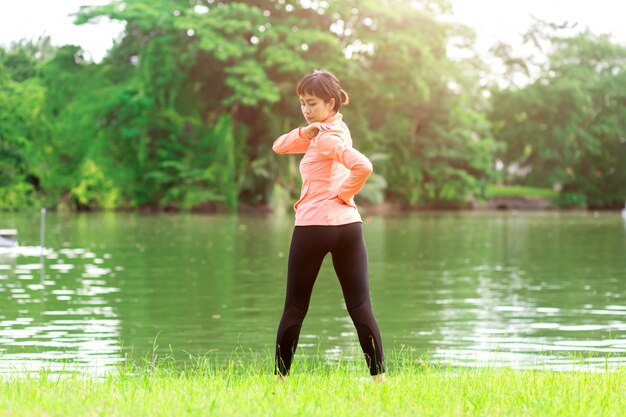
317;132;373;205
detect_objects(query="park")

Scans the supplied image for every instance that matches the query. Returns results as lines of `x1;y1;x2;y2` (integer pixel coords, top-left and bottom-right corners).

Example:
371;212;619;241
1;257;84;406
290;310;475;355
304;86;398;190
1;1;625;416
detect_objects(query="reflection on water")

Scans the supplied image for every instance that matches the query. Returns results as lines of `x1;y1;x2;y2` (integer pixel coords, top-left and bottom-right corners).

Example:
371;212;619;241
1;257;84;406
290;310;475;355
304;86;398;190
0;211;625;376
432;263;626;371
0;243;122;377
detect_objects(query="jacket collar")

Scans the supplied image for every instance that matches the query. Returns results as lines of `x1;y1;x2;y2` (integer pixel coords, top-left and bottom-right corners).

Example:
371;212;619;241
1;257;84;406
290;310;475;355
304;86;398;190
321;112;342;124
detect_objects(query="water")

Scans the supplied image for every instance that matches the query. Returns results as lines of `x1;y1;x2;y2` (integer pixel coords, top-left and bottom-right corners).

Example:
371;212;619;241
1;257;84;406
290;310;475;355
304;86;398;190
1;210;625;376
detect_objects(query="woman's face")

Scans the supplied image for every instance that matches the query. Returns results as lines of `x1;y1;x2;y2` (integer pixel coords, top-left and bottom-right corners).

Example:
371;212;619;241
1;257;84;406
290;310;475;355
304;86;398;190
299;93;335;124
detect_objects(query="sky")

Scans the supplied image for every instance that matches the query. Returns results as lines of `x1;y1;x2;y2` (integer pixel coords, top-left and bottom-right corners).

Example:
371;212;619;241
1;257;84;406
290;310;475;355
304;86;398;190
0;0;625;63
450;0;626;55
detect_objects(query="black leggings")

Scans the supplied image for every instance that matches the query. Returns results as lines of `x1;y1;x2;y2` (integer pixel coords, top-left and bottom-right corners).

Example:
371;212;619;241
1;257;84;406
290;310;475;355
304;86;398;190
274;221;385;376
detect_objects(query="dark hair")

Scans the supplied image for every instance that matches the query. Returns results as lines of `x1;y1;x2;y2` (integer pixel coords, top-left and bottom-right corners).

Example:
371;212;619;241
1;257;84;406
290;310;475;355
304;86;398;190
296;69;349;112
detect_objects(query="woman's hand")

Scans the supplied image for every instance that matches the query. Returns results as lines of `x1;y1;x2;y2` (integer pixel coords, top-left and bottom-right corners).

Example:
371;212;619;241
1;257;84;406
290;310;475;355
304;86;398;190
336;194;357;208
301;122;325;140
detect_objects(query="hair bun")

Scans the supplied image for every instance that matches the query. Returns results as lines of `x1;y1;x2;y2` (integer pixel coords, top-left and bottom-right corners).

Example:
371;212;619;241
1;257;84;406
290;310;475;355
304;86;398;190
340;88;350;105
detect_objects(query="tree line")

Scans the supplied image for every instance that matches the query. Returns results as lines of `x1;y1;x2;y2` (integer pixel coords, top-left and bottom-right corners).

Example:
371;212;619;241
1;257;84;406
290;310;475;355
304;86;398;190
1;0;624;212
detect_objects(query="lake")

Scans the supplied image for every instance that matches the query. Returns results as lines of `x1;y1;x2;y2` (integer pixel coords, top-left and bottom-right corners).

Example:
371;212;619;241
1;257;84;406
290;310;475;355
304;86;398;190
1;210;625;376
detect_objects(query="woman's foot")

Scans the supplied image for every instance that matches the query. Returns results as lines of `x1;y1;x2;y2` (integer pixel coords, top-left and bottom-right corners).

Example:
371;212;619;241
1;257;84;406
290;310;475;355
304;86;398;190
372;373;386;383
274;374;287;383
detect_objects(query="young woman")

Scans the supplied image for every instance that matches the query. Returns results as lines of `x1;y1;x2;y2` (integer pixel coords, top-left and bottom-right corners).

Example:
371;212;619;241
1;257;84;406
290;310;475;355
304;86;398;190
272;70;386;383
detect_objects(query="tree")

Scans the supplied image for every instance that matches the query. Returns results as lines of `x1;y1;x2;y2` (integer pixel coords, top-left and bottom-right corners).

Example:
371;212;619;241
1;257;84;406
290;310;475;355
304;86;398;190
323;0;496;205
2;0;500;211
0;39;51;209
490;24;626;208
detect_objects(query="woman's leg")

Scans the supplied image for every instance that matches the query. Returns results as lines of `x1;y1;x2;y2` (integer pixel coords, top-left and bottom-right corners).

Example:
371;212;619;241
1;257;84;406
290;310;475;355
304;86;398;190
274;226;334;377
331;222;386;376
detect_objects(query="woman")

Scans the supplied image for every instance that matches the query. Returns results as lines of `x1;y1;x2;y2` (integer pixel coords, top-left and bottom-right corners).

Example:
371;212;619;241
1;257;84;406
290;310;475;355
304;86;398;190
272;69;386;383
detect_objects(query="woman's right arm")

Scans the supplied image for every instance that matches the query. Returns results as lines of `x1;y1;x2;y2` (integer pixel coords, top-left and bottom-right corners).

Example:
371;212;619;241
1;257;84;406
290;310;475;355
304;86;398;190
272;127;312;154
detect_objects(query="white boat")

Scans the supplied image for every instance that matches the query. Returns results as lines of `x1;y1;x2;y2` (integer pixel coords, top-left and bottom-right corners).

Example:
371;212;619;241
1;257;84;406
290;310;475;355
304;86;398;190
0;229;18;247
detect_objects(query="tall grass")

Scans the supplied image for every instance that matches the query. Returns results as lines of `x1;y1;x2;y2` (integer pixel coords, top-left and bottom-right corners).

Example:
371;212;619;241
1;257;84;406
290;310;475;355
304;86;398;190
486;185;558;200
1;346;624;417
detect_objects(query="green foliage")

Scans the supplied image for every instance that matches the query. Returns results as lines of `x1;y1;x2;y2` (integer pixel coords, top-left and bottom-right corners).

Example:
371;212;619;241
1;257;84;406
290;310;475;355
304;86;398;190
145;160;225;209
555;192;588;209
359;172;388;205
1;2;623;211
486;185;557;199
0;47;48;209
324;0;497;204
0;182;37;210
71;159;121;210
490;25;626;208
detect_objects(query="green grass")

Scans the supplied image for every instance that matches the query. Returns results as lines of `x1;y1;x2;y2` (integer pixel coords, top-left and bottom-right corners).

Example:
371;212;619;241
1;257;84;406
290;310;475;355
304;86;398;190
1;349;624;417
486;185;558;200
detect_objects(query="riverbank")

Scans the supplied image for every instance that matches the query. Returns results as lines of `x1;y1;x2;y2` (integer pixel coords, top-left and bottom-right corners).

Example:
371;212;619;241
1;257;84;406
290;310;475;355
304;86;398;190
1;354;624;417
120;185;613;214
3;185;624;214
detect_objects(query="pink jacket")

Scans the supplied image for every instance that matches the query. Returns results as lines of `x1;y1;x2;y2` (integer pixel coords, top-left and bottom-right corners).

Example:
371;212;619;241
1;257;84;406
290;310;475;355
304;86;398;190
272;112;373;226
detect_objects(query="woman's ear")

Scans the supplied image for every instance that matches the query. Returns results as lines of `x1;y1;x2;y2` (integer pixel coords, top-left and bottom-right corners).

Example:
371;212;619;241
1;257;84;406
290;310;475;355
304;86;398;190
327;97;336;111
